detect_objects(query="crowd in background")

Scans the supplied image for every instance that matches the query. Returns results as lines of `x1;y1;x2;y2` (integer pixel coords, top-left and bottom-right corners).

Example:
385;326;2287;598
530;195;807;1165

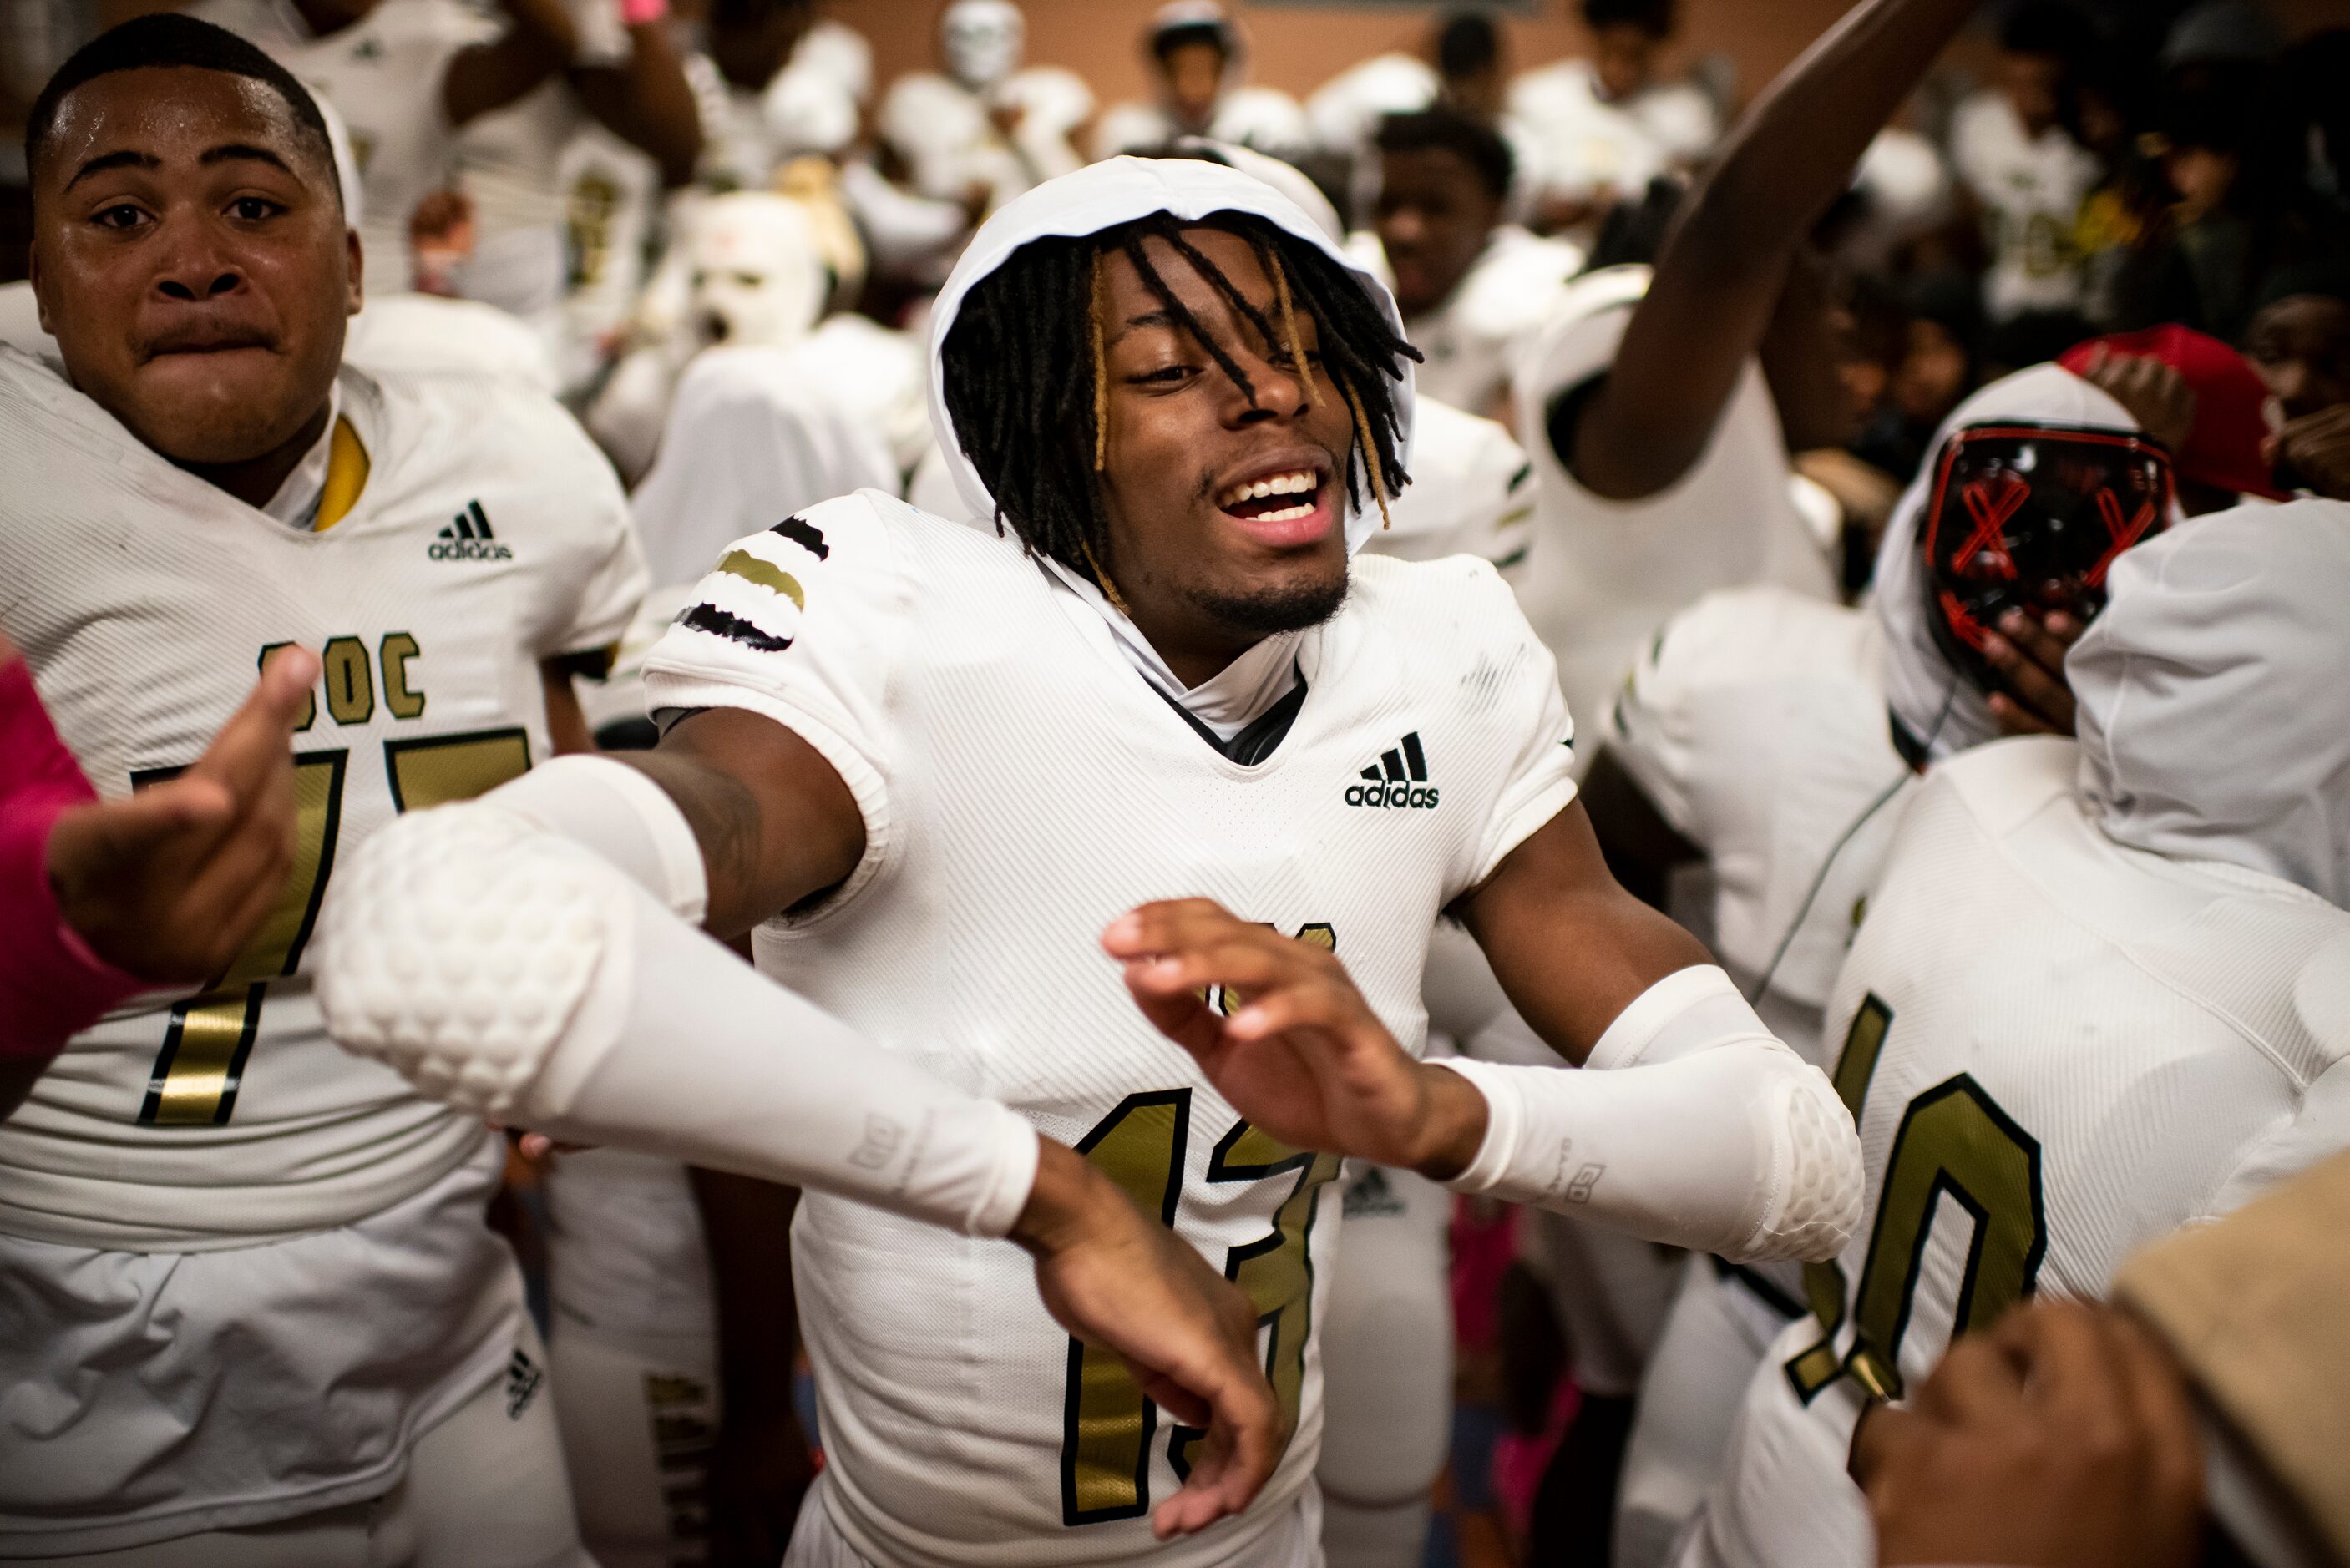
3;2;2349;1567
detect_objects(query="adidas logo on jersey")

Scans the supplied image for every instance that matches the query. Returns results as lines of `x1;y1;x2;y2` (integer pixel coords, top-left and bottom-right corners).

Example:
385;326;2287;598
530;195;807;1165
1346;731;1438;809
428;502;513;561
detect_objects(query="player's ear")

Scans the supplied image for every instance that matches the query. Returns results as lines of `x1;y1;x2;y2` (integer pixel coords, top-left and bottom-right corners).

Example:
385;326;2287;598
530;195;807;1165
27;241;57;337
344;225;363;316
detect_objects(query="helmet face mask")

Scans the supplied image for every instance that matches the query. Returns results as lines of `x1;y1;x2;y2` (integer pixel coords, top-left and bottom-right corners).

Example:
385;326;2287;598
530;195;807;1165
1919;422;2175;693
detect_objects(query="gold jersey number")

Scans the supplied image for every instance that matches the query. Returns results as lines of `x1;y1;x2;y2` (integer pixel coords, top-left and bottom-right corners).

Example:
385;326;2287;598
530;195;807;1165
1784;994;2048;1403
1059;923;1345;1526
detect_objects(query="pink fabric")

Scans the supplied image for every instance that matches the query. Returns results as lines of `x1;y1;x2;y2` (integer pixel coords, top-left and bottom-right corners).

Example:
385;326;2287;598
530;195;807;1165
0;656;142;1060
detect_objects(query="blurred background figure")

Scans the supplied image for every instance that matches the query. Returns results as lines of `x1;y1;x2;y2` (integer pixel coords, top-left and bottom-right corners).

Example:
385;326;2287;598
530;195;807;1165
1094;2;1309;165
875;0;1092;215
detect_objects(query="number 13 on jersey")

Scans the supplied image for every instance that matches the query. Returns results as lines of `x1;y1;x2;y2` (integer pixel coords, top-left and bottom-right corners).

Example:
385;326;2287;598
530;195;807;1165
1060;923;1345;1527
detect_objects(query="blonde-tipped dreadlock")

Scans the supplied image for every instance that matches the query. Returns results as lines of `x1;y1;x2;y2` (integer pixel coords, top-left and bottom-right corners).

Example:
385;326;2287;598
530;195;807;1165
1090;248;1112;472
1341;380;1394;530
1268;250;1316;410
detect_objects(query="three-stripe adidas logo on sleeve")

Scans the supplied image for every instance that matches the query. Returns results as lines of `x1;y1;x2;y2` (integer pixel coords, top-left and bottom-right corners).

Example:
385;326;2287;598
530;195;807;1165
1345;731;1439;809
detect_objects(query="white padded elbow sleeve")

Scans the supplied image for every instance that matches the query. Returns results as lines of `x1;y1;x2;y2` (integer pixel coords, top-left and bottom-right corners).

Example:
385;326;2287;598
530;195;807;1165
484;754;709;926
1432;967;1861;1262
317;805;1038;1237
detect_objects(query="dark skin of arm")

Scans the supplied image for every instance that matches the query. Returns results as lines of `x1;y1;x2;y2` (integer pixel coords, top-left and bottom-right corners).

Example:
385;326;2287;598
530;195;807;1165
691;1166;818;1567
1563;0;1983;502
571;18;704;190
436;0;578;129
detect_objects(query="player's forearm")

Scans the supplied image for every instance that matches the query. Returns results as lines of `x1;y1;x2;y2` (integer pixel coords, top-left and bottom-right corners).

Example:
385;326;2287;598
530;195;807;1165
319;806;1041;1236
574;19;703;188
1426;966;1862;1262
1577;0;1976;497
443;0;577;127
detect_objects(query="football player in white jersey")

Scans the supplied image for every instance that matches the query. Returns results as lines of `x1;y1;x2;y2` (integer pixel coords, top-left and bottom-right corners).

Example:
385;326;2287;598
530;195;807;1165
2;24;1280;1565
1684;498;2350;1568
0;19;651;1563
322;153;1862;1567
1092;3;1310;168
1597;346;2226;1568
1365;107;1582;421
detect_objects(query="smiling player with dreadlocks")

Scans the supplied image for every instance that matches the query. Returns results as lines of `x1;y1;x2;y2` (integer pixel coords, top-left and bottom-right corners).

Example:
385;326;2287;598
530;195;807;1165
320;155;1861;1567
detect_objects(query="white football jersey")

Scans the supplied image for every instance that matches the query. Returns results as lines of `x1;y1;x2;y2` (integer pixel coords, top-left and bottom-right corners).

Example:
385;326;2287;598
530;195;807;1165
191;0;494;295
1511;266;1838;762
1402;225;1584;417
1691;738;2350;1568
1606;587;1914;1055
0;346;646;1251
641;490;1578;1565
1947;92;2099;322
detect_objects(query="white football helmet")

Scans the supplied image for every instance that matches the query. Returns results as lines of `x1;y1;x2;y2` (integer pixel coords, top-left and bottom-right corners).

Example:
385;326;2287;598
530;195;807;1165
941;0;1024;92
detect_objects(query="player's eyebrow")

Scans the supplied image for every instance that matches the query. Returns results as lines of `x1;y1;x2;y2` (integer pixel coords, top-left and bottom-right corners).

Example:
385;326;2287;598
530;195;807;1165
64;149;160;190
1110;299;1292;348
198;143;297;176
1108;309;1182;346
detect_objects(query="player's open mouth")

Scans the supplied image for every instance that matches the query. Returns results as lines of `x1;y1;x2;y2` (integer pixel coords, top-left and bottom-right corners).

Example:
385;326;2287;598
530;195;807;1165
1214;461;1335;546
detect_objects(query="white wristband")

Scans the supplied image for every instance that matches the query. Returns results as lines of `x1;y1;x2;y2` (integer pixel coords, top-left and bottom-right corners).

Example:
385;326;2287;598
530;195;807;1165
485;754;708;926
1432;967;1861;1262
319;805;1038;1237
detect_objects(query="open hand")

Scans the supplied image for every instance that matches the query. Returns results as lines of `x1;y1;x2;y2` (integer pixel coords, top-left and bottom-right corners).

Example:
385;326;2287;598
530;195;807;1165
46;645;317;982
1103;900;1486;1177
1011;1139;1284;1540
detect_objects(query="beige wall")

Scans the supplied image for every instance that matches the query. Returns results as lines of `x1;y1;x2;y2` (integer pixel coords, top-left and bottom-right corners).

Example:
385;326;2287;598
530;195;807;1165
844;0;2350;117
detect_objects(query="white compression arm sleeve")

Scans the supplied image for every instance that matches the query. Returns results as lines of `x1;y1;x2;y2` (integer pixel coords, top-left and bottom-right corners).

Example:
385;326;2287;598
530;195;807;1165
317;805;1039;1237
482;754;709;925
1431;966;1861;1263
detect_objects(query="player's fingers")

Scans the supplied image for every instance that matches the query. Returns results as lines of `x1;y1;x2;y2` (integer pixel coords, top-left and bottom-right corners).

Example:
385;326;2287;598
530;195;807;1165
1225;986;1374;1046
1999;609;2076;666
189;646;317;794
1911;1329;2028;1427
1847;1401;1929;1489
1983;633;2073;733
1120;938;1303;999
1102;898;1251;958
1121;973;1228;1056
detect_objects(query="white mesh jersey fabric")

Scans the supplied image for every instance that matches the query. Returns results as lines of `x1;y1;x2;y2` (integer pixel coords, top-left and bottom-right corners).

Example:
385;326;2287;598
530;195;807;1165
0;346;646;1249
1694;737;2350;1568
188;0;493;295
641;489;1577;1565
1607;585;1916;1054
1510;266;1838;763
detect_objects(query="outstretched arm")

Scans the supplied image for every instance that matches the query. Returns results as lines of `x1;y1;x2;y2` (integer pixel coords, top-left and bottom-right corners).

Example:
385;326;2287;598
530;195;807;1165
1110;802;1861;1263
1566;0;1978;500
317;706;1284;1539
